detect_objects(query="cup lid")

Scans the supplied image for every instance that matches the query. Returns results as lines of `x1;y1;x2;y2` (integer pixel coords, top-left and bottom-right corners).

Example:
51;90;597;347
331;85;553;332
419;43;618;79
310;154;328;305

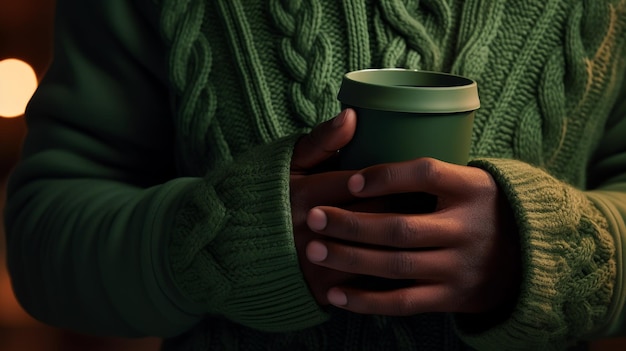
337;69;480;113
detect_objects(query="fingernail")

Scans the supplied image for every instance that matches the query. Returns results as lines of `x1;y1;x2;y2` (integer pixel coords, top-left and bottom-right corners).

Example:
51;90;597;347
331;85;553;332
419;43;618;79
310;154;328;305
307;208;327;231
332;110;347;127
306;241;328;262
327;288;348;306
348;173;365;193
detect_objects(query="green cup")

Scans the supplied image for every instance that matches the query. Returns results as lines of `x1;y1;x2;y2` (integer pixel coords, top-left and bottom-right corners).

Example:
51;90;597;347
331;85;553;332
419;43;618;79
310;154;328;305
337;69;480;170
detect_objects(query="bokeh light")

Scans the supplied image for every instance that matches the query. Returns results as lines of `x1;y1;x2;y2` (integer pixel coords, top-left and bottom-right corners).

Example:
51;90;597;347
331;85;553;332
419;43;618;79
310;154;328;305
0;58;38;118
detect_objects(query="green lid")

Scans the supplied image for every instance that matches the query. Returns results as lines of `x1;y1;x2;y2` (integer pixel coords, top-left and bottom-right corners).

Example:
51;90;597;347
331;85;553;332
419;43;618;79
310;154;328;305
337;69;480;113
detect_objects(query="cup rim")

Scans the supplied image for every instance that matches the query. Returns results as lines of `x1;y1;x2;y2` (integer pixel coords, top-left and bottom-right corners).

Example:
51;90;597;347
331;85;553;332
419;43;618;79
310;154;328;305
337;68;480;113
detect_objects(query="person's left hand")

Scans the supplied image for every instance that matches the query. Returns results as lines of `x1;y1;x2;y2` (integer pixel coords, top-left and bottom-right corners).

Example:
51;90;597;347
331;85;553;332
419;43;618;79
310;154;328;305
305;157;521;315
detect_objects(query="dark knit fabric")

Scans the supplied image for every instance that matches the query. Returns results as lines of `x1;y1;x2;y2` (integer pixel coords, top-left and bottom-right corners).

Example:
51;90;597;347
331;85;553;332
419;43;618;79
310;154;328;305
163;310;474;351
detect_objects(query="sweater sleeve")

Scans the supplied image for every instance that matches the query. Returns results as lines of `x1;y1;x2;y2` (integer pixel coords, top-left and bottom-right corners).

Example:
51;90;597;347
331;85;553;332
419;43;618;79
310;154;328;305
3;0;325;337
167;136;328;332
456;73;626;349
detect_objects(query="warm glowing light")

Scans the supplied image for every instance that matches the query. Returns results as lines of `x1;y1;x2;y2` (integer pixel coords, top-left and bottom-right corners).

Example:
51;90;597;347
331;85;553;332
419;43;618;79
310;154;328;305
0;58;38;118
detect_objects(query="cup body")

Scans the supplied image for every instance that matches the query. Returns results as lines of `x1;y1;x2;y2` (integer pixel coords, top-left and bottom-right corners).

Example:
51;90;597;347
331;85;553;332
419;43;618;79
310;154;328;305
337;69;480;170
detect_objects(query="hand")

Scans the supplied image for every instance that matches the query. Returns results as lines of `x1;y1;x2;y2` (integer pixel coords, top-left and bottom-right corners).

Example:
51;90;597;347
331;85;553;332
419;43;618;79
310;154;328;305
304;158;521;315
290;109;363;305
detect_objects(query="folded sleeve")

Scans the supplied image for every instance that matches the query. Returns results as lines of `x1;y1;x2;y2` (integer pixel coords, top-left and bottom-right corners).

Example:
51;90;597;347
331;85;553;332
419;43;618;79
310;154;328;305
4;0;325;337
456;70;626;348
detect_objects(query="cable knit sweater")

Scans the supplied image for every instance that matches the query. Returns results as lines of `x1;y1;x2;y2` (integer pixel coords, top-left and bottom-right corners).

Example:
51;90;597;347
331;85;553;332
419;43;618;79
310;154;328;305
4;0;626;350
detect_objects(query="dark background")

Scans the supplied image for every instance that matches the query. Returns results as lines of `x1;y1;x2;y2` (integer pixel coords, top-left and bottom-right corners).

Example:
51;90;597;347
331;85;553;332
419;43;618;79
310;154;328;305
0;0;160;349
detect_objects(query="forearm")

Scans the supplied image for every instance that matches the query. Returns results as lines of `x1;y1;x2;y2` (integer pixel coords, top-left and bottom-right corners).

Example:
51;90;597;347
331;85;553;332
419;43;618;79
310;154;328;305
5;168;204;336
457;158;617;350
4;0;328;334
6;136;329;336
165;136;328;332
2;0;203;336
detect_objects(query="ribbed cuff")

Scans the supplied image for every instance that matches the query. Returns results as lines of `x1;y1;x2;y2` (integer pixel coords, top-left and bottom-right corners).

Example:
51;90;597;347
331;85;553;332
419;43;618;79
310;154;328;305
168;136;328;332
456;158;615;350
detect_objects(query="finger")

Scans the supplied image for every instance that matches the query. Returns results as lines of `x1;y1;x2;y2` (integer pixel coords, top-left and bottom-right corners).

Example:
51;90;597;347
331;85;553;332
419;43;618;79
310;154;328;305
291;109;356;171
347;158;486;198
306;207;463;248
298;262;358;306
327;284;452;315
306;240;454;280
291;171;358;208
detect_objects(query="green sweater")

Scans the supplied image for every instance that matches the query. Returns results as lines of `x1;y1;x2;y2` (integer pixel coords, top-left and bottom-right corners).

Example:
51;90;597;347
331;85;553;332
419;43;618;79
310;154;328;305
5;0;626;349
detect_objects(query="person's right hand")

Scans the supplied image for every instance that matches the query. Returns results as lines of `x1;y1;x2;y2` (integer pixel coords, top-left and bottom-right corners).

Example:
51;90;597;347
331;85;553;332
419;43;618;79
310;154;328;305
290;109;361;305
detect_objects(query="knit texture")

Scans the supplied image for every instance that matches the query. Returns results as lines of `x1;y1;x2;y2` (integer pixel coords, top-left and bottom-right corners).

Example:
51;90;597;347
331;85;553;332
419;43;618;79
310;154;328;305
462;158;616;350
168;136;329;331
152;0;626;349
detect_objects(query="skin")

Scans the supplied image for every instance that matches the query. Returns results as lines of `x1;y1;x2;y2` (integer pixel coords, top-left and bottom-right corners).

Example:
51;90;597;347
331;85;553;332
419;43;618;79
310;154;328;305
290;109;521;316
290;108;361;305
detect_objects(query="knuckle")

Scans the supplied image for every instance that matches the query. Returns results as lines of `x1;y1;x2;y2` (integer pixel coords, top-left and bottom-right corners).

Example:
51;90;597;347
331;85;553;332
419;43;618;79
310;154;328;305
395;290;419;315
383;165;401;182
355;166;399;196
388;217;415;247
414;158;442;183
388;252;415;279
344;246;360;268
343;213;362;239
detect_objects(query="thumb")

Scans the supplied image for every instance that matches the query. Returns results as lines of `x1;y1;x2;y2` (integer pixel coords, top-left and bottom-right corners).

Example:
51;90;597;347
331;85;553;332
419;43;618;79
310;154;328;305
291;109;356;171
